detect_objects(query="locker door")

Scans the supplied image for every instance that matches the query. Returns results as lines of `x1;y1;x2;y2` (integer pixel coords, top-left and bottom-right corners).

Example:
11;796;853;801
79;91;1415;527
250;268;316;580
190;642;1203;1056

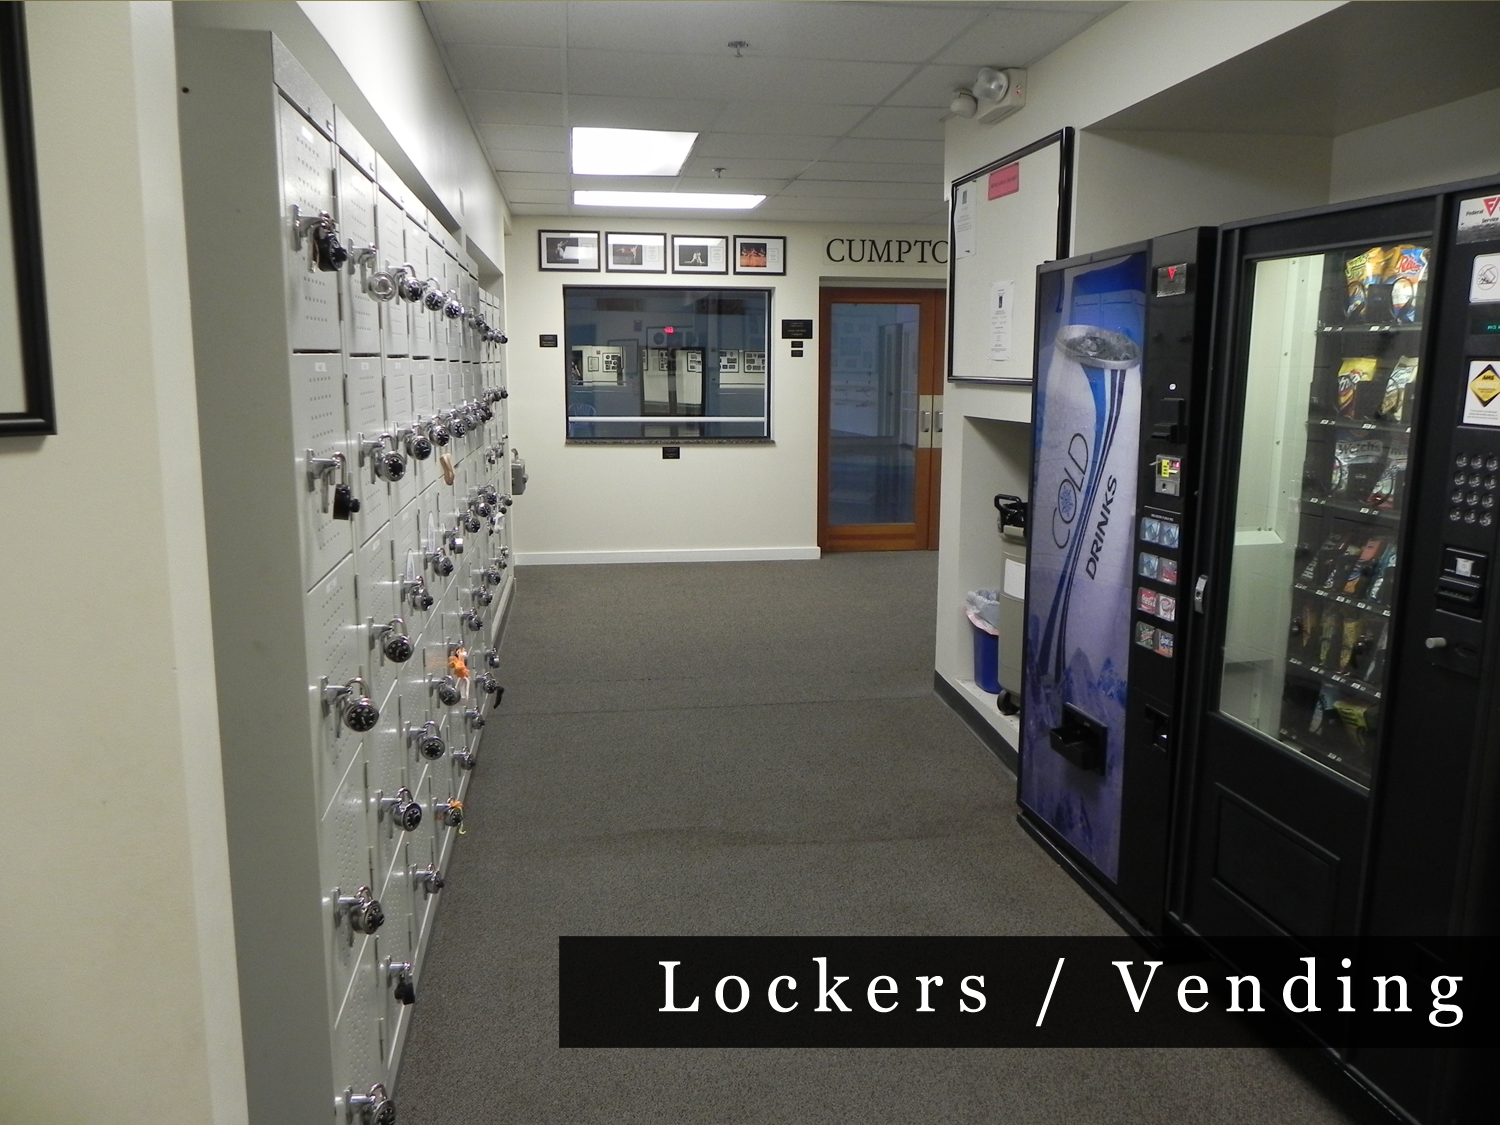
336;156;381;356
306;555;363;812
383;358;419;513
367;679;416;912
291;354;353;589
406;218;433;358
277;97;340;353
371;870;416;1083
431;359;449;413
346;356;390;545
376;193;409;357
357;530;402;704
410;358;433;419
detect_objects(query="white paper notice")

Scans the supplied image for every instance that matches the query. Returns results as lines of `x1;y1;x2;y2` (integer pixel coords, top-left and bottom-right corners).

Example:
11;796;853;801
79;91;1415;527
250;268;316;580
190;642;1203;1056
1458;193;1500;244
954;181;977;259
989;279;1014;361
1463;360;1500;427
1471;253;1500;303
1003;558;1026;600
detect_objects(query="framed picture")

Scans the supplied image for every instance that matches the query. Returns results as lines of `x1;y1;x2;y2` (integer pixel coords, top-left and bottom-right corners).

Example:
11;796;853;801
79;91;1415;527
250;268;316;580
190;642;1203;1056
670;234;728;275
605;231;667;273
0;3;53;436
733;235;786;276
538;229;600;272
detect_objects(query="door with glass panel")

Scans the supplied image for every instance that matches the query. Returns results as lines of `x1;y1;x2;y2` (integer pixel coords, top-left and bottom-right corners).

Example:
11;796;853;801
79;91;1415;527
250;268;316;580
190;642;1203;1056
818;288;945;551
1180;199;1435;940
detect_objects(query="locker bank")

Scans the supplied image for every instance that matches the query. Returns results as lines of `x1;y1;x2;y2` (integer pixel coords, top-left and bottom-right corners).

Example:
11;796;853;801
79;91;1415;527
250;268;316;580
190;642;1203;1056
3;3;1499;1124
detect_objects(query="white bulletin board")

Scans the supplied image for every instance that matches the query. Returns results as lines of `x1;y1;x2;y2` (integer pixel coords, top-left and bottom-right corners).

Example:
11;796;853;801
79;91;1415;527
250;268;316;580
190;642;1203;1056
947;130;1074;384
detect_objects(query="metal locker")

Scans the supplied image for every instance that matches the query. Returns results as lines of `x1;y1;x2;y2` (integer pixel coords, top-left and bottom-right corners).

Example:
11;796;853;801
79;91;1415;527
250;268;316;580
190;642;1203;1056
345;356;390;545
336;155;381;356
376;195;409;357
371;888;416;1083
291;354;353;590
277;96;341;353
357;530;404;704
367;686;415;905
431;359;449;412
383;359;419;513
405;216;433;357
409;358;432;419
306;556;365;811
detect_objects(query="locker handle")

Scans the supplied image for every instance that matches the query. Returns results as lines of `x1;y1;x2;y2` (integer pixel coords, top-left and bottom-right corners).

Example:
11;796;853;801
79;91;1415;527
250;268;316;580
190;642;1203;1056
920;410;931;433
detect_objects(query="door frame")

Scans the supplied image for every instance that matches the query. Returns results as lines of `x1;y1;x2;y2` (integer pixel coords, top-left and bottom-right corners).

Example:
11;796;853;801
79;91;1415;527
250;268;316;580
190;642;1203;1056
818;286;945;552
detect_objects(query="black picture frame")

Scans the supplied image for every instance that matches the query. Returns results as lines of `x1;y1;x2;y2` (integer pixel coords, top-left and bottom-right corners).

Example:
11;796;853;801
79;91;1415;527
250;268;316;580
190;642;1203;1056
0;3;53;437
604;231;667;273
732;235;786;276
538;229;600;272
670;234;729;275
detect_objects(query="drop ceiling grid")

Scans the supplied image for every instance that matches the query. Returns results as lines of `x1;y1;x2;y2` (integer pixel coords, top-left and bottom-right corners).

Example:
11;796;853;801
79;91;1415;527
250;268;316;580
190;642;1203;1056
421;0;1120;223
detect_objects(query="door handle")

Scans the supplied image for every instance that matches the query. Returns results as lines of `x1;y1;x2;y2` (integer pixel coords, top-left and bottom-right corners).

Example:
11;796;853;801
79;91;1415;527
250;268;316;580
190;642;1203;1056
1193;575;1208;613
920;410;931;433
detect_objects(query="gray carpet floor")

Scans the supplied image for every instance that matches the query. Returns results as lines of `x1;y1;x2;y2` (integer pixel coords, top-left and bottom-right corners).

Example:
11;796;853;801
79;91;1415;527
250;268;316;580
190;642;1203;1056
397;552;1389;1124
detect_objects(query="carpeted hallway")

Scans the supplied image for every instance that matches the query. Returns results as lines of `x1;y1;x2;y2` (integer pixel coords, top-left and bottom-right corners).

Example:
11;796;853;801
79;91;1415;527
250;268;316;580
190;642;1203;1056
397;553;1384;1124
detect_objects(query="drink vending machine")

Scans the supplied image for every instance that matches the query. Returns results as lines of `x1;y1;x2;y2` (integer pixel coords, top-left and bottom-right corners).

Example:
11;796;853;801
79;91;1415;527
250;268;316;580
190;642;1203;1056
1173;177;1500;1125
1018;228;1216;934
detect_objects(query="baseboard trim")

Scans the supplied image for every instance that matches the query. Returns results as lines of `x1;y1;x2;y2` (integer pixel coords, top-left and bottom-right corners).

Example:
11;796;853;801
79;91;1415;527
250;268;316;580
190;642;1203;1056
933;670;1018;775
515;546;822;566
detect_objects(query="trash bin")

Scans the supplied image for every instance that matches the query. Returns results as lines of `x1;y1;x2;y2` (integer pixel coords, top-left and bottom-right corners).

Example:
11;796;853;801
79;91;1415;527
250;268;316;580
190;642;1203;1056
964;589;1002;694
994;494;1029;714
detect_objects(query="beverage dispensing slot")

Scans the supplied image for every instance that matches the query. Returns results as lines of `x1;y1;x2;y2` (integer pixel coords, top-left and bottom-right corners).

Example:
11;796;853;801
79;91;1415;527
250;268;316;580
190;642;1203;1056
1150;396;1186;443
1049;703;1107;773
1436;546;1487;618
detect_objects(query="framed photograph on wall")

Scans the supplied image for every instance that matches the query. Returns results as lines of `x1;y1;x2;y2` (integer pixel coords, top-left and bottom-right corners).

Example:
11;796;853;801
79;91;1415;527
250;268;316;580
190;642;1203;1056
538;229;600;272
733;235;786;276
670;234;728;275
605;231;667;273
0;3;54;436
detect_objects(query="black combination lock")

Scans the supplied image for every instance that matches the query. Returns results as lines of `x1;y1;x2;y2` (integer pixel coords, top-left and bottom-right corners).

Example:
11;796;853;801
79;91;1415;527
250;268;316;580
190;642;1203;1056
434;677;462;707
339;886;385;935
406;431;433;460
423;284;446;312
313;225;348;272
379;619;413;663
385;787;422;832
332;483;360;521
348;1082;396;1125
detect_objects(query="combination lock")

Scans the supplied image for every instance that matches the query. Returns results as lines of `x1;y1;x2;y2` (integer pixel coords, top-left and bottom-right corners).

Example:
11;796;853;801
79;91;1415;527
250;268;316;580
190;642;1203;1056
292;207;349;273
426;421;451;447
377;619;414;663
465;706;485;730
395;264;426;302
435;800;464;830
374;448;406;482
332;483;360;521
449;414;468;438
414;862;445;895
408;720;445;760
337;886;385;934
446;530;465;555
461;610;484;632
404;430;433;461
461;513;482;535
405;577;435;612
381;786;422;832
422;283;446;312
433;676;462;707
443;293;464;319
473;585;493;608
426;550;454;578
326;678;379;732
482;647;501;669
472;498;494;519
452;746;477;771
477;675;504;703
346;1082;396;1125
387;959;416;1006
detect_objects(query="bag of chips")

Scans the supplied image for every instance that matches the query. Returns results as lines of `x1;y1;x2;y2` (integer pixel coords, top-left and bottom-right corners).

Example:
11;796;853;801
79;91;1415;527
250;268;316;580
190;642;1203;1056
1367;439;1407;509
1334;698;1371;750
1324;539;1362;591
1343;537;1385;597
1319;611;1339;664
1385;245;1428;322
1336;357;1379;417
1311;685;1338;734
1345;248;1392;321
1342;436;1386;500
1377;356;1419;425
1301;531;1345;583
1366;544;1397;603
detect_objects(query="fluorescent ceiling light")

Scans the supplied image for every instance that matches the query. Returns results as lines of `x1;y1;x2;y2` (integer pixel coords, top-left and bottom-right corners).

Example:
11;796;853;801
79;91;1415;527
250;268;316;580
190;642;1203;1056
574;190;765;210
571;127;697;176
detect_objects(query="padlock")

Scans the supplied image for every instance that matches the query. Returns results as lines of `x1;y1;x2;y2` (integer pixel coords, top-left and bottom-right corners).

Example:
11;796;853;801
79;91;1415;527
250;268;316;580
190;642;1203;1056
404;429;433;461
461;512;482;535
313;223;348;272
446;528;465;554
473;585;493;607
387;959;416;1005
332;482;360;521
465;707;485;729
404;576;435;612
337;885;385;934
413;861;445;894
435;800;463;830
426;420;451;447
426;550;454;578
443;292;464;319
395;264;426;302
345;1081;396;1125
325;677;379;732
471;497;494;518
407;720;446;760
433;676;461;707
381;786;422;832
482;647;501;669
461;610;484;632
422;283;446;312
377;618;414;663
374;447;406;483
452;746;477;771
366;269;396;301
449;414;467;438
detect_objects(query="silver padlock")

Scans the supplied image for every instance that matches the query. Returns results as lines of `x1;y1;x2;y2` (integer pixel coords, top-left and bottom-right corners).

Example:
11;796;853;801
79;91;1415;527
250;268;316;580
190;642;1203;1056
345;1081;396;1125
413;861;445;894
452;746;477;771
446;529;465;555
461;512;482;535
482;647;501;669
461;610;484;632
465;706;485;729
426;549;454;578
376;618;413;663
425;419;450;447
422;282;446;311
473;585;493;607
435;800;464;830
407;719;446;760
380;786;422;832
325;677;379;732
432;675;461;707
402;426;433;461
404;576;435;611
336;885;385;934
394;264;426;302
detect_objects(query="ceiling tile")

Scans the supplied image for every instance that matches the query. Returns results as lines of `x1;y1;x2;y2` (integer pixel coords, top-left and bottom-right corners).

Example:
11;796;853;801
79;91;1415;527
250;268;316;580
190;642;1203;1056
797;161;941;184
462;90;566;126
711;102;870;136
424;1;565;48
444;45;563;93
885;64;991;109
488;148;568;174
503;189;569;206
694;133;838;162
499;171;570;192
681;156;812;180
561;0;982;63
478;125;568;153
673;177;797;195
848;106;946;141
823;137;944;165
564;50;916;106
931;7;1104;67
566;95;725;132
777;179;943;201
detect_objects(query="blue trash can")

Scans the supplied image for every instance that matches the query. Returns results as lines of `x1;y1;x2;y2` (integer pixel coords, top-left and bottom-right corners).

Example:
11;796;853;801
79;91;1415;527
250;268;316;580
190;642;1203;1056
971;623;1001;694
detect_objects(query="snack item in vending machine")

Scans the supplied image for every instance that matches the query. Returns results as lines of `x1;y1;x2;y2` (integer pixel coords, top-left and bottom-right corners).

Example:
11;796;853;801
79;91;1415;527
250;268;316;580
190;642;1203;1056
1334;698;1372;750
1311;685;1338;735
1345;248;1393;321
1362;619;1390;684
1301;531;1345;583
1343;536;1386;597
1377;356;1419;425
1291;599;1319;651
1324;539;1363;591
1319;611;1339;666
1367;544;1398;603
1385;245;1428;323
1336;357;1379;418
1367;439;1407;509
1342;436;1386;500
1339;616;1361;672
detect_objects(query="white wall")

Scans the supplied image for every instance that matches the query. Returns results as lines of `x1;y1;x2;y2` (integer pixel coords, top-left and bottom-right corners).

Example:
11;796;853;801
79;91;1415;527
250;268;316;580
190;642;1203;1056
1329;85;1500;203
0;4;245;1124
505;218;944;563
175;0;508;275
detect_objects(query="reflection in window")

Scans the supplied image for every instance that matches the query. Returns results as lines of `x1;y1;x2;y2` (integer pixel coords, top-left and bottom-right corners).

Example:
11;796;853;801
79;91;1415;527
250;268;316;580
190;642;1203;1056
563;286;770;441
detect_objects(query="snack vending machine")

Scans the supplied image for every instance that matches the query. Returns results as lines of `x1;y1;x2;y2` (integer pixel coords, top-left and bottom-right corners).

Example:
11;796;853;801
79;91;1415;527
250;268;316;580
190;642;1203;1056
1019;228;1215;934
1174;179;1500;1125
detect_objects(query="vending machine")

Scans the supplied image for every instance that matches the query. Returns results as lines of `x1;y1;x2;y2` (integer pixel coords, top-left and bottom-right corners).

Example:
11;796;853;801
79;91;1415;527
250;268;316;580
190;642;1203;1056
1019;228;1215;934
1173;178;1500;1125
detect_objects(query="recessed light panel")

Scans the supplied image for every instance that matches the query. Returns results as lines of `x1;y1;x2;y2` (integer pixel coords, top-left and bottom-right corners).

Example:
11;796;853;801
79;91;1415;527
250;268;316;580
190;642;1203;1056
573;191;765;210
571;127;698;176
